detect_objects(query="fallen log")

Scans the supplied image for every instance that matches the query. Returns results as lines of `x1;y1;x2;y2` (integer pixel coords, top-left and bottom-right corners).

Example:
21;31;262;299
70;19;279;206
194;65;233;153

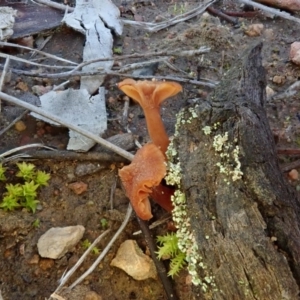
170;42;300;299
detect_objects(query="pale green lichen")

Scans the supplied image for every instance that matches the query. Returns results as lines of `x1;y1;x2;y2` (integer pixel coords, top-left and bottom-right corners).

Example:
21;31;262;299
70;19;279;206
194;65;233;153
166;108;216;291
202;126;211;135
203;125;243;182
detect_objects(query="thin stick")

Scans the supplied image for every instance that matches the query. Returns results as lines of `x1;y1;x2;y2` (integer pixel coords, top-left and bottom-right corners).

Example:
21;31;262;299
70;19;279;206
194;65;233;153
0;42;78;65
0;92;134;161
68;203;133;289
281;160;300;173
3;68;218;88
10;149;128;162
0;109;28;137
0;56;10;112
133;215;171;235
30;35;53;59
34;0;74;12
121;97;130;127
54;229;111;293
110;178;117;210
136;217;178;300
238;0;300;23
122;0;216;32
0;144;56;160
0;53;75;70
206;6;239;25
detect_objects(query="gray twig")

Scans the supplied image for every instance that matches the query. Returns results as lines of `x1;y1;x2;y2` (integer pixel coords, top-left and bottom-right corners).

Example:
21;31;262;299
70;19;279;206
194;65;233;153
0;92;134;161
34;0;74;12
53;229;111;295
68;204;133;289
0;56;10;112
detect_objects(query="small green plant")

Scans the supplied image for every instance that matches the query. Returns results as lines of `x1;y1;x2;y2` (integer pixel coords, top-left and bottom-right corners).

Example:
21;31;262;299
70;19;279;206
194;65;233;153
156;232;187;277
0;162;50;213
100;218;108;229
0;164;7;181
32;218;40;228
169;3;186;15
113;47;122;55
81;239;100;255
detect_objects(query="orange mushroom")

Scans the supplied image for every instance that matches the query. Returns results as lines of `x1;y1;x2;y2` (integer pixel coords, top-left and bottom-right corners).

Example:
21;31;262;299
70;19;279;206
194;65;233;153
151;184;174;212
118;79;182;154
119;143;166;220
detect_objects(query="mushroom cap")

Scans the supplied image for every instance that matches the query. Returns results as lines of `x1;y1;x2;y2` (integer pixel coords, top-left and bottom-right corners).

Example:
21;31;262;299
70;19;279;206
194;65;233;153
118;79;182;109
119;143;166;220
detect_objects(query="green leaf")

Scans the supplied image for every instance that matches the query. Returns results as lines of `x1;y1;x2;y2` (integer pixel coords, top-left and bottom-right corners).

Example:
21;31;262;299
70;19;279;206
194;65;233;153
32;218;40;228
0;195;20;211
82;239;92;249
16;162;35;181
22;181;39;198
23;197;39;213
5;183;23;198
0;164;7;181
100;218;108;229
156;233;179;259
35;170;50;186
92;247;100;255
168;252;187;277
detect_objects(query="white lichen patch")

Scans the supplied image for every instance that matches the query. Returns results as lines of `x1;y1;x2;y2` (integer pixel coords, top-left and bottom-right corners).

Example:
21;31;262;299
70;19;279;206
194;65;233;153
202;124;243;182
165;107;217;291
202;126;211;135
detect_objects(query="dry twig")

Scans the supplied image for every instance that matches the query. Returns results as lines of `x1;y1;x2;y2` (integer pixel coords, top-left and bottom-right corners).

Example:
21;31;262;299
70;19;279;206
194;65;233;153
238;0;300;23
68;204;132;289
136;217;178;300
49;229;111;299
0;42;78;65
0;92;134;161
123;0;216;32
34;0;74;12
0;56;10;112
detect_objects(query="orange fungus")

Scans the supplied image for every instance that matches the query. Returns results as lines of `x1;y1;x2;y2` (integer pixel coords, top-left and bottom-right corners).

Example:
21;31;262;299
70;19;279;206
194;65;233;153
118;79;182;154
118;143;166;220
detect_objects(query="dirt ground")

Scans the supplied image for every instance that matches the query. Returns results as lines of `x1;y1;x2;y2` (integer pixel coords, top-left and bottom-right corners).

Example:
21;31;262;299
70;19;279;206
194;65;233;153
1;0;300;299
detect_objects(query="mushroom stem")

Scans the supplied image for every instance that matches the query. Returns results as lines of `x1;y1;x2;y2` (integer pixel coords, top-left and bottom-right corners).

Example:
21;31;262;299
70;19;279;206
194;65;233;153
144;108;169;154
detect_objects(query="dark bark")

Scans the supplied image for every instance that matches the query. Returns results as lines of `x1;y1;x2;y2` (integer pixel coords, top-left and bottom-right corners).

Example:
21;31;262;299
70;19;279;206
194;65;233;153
172;42;300;299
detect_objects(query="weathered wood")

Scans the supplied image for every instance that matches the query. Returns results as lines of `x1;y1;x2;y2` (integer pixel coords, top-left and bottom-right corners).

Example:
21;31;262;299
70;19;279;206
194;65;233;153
0;1;63;39
173;42;300;299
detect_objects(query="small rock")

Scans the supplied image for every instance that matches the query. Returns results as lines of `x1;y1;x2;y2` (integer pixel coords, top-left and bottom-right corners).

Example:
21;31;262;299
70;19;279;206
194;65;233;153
16;36;34;48
290;42;300;65
244;24;264;37
28;254;40;265
272;75;285;85
110;240;157;280
75;163;104;177
264;28;274;40
68;181;88;195
15;120;26;131
32;85;53;96
16;81;29;92
39;258;54;270
37;225;85;259
266;86;275;100
85;291;102;300
288;169;299;181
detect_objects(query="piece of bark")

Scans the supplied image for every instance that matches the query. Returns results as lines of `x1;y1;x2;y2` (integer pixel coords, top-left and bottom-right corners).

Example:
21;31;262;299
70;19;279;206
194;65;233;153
0;1;64;39
172;42;300;298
